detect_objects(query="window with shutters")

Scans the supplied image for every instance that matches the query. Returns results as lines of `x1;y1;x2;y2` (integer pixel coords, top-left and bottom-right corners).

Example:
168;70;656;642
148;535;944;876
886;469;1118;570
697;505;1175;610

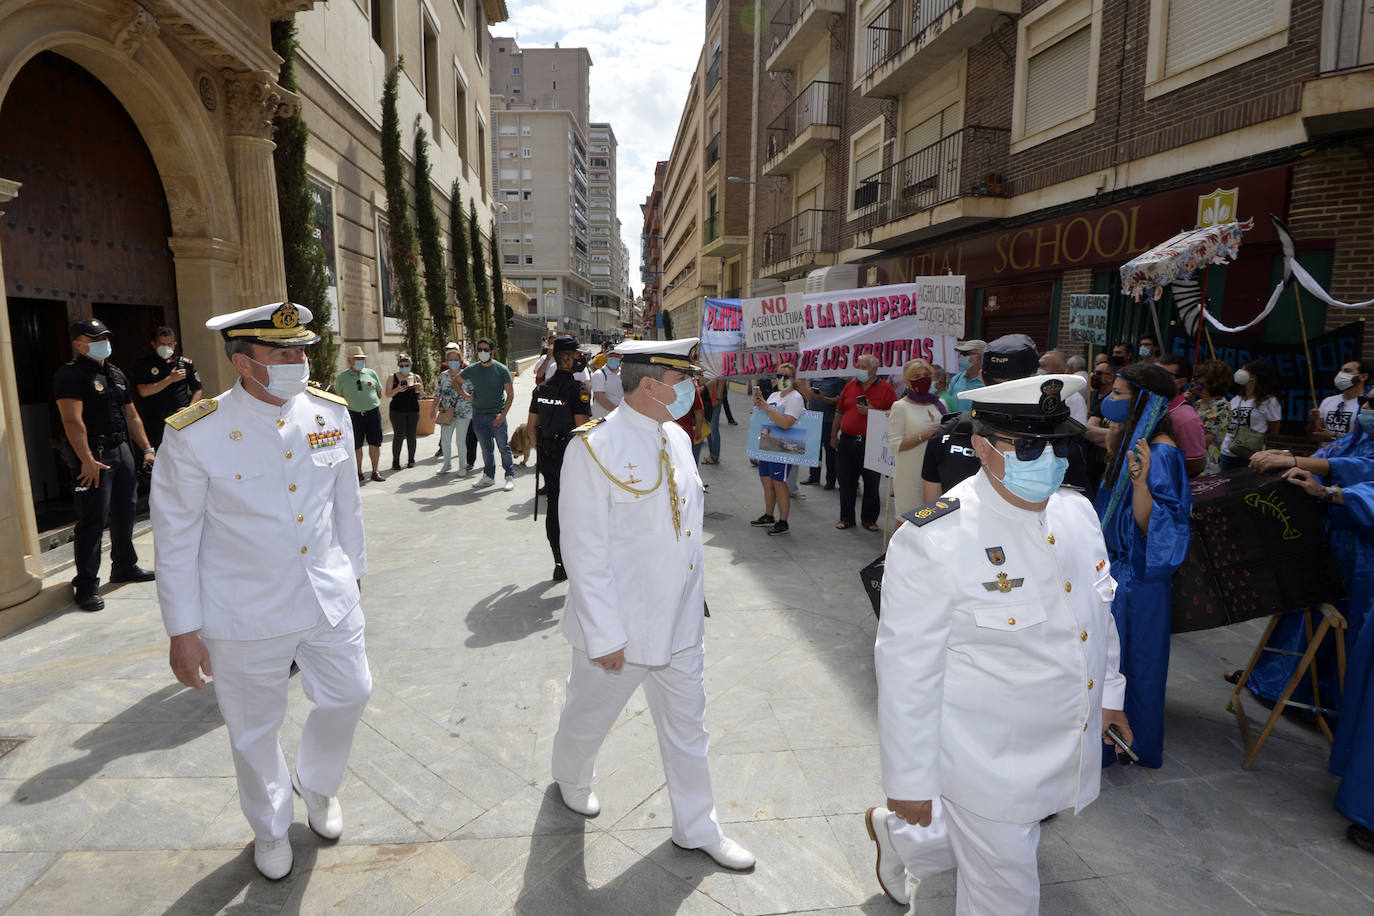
1143;0;1291;100
848;118;885;219
1012;0;1103;152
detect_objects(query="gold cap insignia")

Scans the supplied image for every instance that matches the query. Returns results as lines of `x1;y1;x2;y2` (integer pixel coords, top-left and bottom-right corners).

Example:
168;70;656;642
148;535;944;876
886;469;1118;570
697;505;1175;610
229;429;243;440
272;302;300;329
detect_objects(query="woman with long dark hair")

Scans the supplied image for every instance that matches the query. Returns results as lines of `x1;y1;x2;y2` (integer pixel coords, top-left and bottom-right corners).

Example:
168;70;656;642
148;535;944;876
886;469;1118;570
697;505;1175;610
1094;363;1193;768
1219;359;1281;471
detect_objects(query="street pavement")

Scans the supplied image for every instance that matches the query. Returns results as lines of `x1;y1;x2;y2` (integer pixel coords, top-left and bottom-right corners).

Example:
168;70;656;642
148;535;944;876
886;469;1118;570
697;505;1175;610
2;370;1373;915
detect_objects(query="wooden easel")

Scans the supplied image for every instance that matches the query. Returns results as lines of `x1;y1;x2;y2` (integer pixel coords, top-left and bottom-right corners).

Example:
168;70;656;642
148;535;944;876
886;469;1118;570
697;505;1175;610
1226;603;1347;770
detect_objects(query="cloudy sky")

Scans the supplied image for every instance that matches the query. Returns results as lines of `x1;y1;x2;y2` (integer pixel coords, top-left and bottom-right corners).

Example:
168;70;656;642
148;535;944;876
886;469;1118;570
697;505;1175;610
493;1;708;294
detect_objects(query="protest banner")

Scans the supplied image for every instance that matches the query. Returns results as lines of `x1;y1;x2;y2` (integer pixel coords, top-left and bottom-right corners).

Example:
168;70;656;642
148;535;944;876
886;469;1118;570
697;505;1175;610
745;407;823;467
742;293;806;349
794;282;958;381
1068;294;1109;346
863;409;895;476
698;297;744;379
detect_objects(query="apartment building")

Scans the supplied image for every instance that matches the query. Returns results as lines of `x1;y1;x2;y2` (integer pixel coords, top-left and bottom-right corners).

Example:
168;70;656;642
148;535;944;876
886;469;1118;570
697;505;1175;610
294;0;505;350
488;37;604;334
738;0;1374;361
588;122;627;334
657;0;758;339
640;161;669;337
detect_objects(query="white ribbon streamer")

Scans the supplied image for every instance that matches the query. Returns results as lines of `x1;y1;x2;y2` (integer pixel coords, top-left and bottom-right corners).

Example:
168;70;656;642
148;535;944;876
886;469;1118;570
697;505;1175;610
1203;259;1374;334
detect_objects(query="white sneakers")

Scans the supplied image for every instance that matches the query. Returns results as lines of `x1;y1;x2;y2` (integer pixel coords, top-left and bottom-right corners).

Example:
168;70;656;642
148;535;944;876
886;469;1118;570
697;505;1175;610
472;475;494;489
866;806;912;906
502;477;515;491
457;465;472;478
437;463;451;475
253;835;293;881
292;770;343;840
557;782;601;817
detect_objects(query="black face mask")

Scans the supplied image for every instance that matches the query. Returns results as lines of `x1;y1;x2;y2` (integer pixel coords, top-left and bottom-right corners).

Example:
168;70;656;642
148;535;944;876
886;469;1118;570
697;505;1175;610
572;357;588;373
1108;354;1127;367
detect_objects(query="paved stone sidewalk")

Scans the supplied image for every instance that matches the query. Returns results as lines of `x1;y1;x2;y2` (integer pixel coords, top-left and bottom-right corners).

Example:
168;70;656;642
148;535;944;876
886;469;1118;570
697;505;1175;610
2;373;1372;914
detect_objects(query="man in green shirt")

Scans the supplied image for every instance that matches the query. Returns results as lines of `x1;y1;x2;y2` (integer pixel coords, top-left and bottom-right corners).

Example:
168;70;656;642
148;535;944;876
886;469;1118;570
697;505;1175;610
460;337;516;490
335;345;385;482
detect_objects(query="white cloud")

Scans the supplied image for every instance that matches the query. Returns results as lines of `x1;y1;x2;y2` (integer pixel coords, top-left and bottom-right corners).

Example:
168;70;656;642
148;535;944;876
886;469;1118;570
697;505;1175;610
496;1;708;294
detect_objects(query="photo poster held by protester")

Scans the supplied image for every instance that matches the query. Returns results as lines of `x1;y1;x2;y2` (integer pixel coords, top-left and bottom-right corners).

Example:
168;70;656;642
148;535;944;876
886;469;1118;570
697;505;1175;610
1176;321;1363;434
745;408;824;467
863;408;896;477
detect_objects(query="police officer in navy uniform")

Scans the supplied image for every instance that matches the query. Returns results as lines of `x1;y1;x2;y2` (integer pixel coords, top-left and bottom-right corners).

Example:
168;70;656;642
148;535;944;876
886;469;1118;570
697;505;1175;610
132;325;203;449
54;318;157;611
529;335;591;581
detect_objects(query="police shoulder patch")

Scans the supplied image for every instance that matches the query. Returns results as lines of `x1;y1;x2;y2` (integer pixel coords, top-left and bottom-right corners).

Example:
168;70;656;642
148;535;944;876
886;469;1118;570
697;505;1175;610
901;496;960;527
306;384;348;406
165;399;218;430
573;417;605;436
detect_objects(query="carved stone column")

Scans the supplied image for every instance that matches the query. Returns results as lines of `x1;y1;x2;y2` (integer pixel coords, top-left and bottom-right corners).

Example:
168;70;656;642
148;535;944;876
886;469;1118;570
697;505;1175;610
0;178;44;610
223;70;297;309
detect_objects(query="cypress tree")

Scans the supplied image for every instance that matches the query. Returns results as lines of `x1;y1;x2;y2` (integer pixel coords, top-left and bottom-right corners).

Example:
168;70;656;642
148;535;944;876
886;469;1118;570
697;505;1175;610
469;199;492;342
270;20;336;385
449;180;479;344
380;60;429;379
489;217;510;363
413;116;447;375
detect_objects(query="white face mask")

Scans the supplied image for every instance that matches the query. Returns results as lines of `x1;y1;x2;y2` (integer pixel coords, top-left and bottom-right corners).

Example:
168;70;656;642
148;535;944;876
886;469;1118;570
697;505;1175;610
1335;371;1356;392
156;345;175;360
1234;369;1251;387
248;356;311;400
478;350;492;363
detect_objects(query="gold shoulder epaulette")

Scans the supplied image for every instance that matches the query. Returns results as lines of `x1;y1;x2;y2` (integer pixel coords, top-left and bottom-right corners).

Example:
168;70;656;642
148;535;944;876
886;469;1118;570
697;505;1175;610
165;399;217;430
307;385;348;406
573;417;605;436
902;496;960;527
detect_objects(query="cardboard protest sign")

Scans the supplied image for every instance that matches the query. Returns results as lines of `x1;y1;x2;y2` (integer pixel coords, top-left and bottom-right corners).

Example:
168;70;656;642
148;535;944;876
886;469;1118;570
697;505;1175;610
863;409;895;476
915;276;966;338
742;293;805;349
745;407;823;467
1068;294;1109;346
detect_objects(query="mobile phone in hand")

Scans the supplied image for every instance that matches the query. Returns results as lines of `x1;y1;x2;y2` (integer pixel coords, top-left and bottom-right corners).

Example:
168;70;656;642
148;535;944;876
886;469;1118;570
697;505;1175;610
856;395;869;407
1106;724;1139;762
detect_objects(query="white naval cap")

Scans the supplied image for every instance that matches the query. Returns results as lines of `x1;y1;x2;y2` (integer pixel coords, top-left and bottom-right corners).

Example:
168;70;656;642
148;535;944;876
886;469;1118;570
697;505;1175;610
617;338;702;373
205;302;320;347
960;373;1087;438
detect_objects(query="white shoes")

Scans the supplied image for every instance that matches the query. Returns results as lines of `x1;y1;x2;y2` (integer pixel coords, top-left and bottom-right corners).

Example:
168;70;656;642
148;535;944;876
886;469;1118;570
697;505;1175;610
557;782;601;817
253;835;293;880
502;477;516;491
866;806;911;906
437;463;451;475
292;770;343;840
472;475;494;489
457;465;472;478
675;836;756;871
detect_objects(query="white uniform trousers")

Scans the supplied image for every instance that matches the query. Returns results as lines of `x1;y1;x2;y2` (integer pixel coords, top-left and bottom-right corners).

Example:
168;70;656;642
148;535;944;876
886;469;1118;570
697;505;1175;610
202;606;372;840
889;796;1041;916
552;645;723;848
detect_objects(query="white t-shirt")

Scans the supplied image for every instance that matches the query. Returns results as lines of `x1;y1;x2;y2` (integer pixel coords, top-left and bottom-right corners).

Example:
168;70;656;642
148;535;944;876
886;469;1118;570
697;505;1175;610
1067;390;1088;427
590;367;624;419
1221;395;1283;456
1317;393;1360;439
767;386;806;421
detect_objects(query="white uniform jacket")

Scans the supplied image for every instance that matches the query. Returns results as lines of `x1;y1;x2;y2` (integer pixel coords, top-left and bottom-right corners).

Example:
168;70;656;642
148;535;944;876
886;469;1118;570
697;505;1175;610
876;471;1126;824
559;402;706;666
151;382;367;640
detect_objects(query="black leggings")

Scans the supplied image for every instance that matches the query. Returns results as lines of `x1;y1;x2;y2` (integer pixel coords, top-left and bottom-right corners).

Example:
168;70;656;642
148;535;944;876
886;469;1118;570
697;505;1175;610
390;411;419;462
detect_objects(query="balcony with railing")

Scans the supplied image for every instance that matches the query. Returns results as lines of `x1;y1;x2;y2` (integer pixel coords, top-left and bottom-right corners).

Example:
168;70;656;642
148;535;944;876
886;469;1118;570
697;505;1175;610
850;126;1010;248
762;80;842;176
760;209;837;278
701;204;748;257
766;0;847;73
707;49;722;94
1303;1;1374;138
860;0;1020;99
705;132;721;170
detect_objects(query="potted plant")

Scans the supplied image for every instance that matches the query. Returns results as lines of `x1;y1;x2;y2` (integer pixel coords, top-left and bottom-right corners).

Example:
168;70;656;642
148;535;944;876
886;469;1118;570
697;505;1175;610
984;172;1004;196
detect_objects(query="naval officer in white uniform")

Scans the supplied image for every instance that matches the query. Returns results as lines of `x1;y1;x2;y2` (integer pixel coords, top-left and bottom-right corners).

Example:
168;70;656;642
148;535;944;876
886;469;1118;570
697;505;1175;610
551;338;754;871
151;302;371;881
866;374;1132;914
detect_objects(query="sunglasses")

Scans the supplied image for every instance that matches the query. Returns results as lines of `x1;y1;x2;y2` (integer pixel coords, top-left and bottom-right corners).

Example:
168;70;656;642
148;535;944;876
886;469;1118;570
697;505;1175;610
985;435;1069;461
477;348;492;354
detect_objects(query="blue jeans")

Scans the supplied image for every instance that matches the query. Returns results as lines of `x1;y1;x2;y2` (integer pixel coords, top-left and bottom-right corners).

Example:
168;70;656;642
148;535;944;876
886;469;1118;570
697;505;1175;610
706;402;723;459
473;412;514;479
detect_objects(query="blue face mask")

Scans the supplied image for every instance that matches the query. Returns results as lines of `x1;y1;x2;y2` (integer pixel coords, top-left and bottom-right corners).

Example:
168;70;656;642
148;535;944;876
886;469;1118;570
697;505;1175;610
1100;393;1132;424
87;340;112;361
957;355;972;372
1359;411;1374;433
607;357;621;370
447;360;461;370
656;378;697;420
854;369;871;384
998;448;1070;503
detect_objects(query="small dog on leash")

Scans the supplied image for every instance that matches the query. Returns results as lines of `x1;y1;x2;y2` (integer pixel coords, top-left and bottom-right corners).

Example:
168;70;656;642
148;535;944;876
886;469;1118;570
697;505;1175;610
508;423;534;466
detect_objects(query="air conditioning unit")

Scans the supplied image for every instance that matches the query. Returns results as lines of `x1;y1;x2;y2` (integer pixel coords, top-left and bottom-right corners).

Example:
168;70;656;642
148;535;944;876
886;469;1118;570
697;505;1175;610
804;265;860;293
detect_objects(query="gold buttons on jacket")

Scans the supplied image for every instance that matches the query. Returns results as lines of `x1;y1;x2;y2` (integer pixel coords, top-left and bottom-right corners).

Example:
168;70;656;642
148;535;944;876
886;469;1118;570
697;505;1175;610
681;497;687;505
1083;723;1088;731
297;515;304;522
1088;679;1094;689
686;530;692;537
235;474;241;480
689;563;695;570
300;546;308;554
1064;582;1072;593
1047;534;1055;545
1080;630;1088;642
1007;617;1016;626
285;450;293;459
276;419;285;428
289;484;297;492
